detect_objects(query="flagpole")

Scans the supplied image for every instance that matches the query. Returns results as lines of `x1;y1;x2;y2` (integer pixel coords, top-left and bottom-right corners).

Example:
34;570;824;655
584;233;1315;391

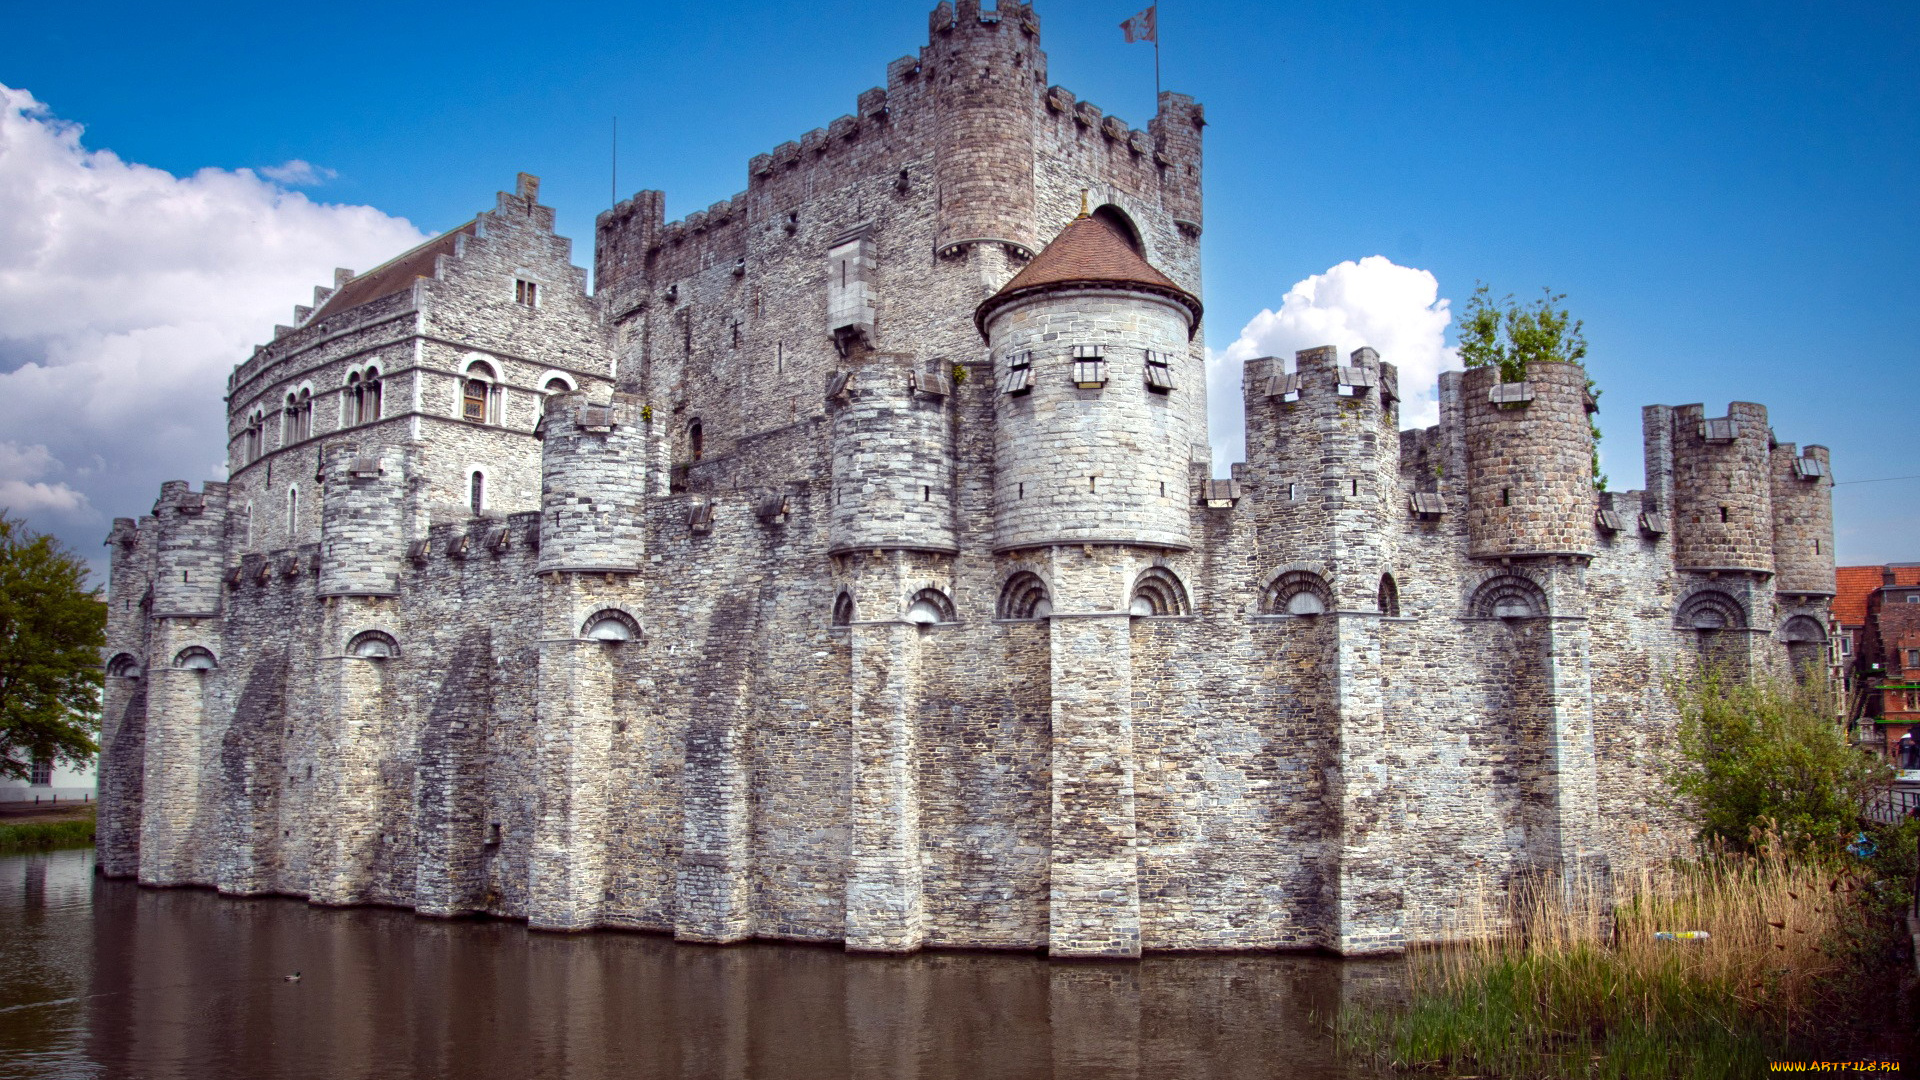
1154;2;1161;100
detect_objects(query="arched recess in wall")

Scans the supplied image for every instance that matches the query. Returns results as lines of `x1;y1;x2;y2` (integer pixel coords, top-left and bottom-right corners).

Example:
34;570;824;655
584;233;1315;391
1377;573;1401;617
347;630;399;659
1092;204;1145;255
904;588;956;625
581;608;641;643
173;646;218;670
1130;566;1191;617
1260;568;1333;616
1469;573;1550;620
1779;614;1827;682
107;653;143;678
1676;589;1746;631
997;571;1052;620
536;371;576;394
831;590;856;627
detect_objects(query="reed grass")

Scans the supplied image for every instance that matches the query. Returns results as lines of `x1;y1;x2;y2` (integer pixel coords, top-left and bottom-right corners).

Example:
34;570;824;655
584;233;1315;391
0;809;96;853
1343;836;1891;1078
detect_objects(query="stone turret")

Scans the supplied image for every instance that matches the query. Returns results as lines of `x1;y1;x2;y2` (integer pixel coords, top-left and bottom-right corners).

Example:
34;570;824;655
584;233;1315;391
1462;362;1596;559
979;211;1202;552
1241;345;1403;608
1770;442;1835;597
1150;92;1205;234
318;443;409;596
538;392;651;573
930;0;1042;259
150;481;230;616
1667;402;1774;574
828;356;957;556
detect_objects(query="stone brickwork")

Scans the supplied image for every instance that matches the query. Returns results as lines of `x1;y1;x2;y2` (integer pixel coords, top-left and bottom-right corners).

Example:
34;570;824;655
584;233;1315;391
98;0;1835;958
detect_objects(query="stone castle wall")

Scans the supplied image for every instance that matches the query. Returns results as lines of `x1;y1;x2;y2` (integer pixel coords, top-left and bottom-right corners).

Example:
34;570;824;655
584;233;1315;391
96;0;1834;958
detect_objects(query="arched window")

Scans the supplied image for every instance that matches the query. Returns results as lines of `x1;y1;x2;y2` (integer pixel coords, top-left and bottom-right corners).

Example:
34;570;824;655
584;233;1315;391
463;361;496;424
363;367;382;422
1130;567;1191;617
1261;569;1332;616
107;653;142;678
542;375;574;394
285;387;312;442
997;572;1052;620
346;370;363;426
173;646;217;670
1377;574;1401;617
689;419;704;461
283;392;300;443
1470;574;1548;619
832;591;856;626
581;609;641;642
1677;590;1746;631
243;409;265;463
469;471;485;514
904;588;956;625
347;630;399;658
287;485;299;534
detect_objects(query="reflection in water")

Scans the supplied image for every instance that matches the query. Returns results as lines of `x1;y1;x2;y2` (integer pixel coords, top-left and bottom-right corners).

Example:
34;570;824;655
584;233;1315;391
1;851;1405;1079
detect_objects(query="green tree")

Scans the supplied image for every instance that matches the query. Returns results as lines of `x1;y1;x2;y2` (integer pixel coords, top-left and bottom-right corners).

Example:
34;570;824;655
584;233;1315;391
1666;667;1893;856
0;512;106;781
1457;284;1606;489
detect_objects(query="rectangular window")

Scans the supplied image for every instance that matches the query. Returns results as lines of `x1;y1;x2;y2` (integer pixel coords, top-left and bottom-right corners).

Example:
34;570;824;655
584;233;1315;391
1840;635;1851;655
1143;349;1173;393
1001;351;1033;395
515;279;539;306
1907;649;1919;669
1071;345;1106;389
30;755;52;786
464;380;489;423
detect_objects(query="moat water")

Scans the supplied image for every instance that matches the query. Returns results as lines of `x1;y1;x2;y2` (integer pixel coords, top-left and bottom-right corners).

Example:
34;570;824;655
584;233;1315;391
1;849;1405;1079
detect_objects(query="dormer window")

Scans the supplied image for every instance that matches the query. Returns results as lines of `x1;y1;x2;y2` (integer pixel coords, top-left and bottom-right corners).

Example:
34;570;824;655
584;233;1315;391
516;279;539;307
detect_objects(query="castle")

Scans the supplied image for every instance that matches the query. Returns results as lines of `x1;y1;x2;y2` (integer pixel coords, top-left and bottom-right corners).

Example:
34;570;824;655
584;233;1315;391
94;0;1837;957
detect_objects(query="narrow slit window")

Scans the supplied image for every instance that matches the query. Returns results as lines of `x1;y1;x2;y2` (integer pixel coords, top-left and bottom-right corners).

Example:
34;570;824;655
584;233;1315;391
1501;487;1511;506
470;471;485;514
1719;506;1730;523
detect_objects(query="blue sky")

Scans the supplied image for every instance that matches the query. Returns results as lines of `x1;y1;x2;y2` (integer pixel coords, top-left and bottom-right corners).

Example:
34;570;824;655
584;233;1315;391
0;0;1914;574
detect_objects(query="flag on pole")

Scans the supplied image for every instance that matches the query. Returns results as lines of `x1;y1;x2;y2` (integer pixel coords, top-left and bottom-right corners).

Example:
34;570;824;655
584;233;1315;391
1120;4;1157;43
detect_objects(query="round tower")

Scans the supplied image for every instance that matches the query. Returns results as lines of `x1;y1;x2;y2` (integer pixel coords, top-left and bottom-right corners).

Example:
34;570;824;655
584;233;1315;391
1670;402;1773;573
318;442;408;596
1769;442;1834;596
930;0;1040;258
537;391;650;573
1238;345;1401;608
1462;361;1596;559
978;212;1202;552
150;481;230;616
828;357;957;556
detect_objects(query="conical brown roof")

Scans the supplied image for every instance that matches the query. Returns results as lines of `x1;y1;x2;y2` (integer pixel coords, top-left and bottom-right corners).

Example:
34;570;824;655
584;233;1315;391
974;213;1202;338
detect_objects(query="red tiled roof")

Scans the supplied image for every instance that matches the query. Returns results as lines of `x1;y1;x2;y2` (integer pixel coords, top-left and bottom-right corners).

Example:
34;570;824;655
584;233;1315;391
312;221;476;319
1834;565;1920;626
974;213;1201;337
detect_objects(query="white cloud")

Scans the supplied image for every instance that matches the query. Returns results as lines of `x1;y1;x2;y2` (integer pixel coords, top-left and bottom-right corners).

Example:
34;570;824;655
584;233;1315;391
1206;256;1459;474
0;83;425;557
259;159;337;186
0;440;90;517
